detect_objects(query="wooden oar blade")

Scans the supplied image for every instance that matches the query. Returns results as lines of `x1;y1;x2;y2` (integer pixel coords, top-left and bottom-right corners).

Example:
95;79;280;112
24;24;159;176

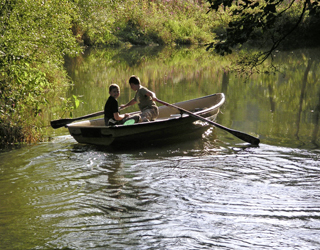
205;120;260;145
50;119;75;129
227;129;260;146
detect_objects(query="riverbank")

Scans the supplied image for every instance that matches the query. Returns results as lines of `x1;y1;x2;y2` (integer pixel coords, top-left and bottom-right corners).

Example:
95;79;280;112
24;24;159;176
72;0;216;47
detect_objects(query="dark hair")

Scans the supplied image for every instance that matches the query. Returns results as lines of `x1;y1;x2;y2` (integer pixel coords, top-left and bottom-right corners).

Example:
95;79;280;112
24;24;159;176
109;83;120;92
129;75;141;85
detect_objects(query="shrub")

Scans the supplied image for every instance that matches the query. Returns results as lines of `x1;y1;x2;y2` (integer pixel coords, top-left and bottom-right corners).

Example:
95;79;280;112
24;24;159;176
0;0;81;144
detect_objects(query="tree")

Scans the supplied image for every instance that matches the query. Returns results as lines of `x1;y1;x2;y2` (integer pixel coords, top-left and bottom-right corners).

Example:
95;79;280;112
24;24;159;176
206;0;320;68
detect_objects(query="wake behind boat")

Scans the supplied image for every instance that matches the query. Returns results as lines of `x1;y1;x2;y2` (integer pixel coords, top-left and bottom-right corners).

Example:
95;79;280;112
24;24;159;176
66;93;225;147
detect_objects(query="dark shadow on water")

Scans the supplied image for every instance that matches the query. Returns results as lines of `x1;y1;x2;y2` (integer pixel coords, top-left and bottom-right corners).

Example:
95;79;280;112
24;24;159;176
70;127;214;155
69;127;258;157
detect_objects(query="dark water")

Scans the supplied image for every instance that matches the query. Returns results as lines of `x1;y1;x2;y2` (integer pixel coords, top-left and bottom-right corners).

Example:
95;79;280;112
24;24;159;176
1;46;320;249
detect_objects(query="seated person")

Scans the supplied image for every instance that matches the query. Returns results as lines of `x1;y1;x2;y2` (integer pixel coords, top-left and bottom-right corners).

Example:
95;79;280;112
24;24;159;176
120;75;159;122
104;84;129;126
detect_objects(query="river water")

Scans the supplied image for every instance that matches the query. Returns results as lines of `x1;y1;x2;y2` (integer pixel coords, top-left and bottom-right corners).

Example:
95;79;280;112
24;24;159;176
1;46;320;249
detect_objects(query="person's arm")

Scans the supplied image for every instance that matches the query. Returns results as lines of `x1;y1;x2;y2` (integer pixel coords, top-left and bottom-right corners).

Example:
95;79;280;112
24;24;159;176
144;90;157;100
113;112;129;121
120;98;137;109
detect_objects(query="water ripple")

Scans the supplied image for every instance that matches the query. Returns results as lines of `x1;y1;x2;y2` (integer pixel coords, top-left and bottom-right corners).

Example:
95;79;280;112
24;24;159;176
1;137;320;249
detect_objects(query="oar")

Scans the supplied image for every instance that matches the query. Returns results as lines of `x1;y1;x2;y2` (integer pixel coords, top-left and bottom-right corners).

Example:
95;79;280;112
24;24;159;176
50;110;104;129
155;98;260;146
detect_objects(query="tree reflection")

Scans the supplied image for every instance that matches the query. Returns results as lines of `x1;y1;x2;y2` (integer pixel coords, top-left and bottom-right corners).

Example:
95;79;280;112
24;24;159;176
295;58;313;142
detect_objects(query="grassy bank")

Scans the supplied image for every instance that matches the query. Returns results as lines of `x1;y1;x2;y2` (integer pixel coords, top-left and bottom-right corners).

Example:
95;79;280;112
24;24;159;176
73;0;320;49
73;0;217;46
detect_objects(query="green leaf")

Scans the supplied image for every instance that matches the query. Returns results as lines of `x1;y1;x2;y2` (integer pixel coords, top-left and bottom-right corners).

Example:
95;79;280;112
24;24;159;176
73;95;80;109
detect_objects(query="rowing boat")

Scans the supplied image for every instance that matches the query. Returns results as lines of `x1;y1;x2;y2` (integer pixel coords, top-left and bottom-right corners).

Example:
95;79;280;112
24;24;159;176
67;93;225;147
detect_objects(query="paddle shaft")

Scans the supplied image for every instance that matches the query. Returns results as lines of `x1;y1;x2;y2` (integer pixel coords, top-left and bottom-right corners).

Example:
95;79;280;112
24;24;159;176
50;106;131;129
50;110;105;129
155;99;260;146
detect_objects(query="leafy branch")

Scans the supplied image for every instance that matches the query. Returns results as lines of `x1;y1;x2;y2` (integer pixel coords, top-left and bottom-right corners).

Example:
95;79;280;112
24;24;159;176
206;0;320;69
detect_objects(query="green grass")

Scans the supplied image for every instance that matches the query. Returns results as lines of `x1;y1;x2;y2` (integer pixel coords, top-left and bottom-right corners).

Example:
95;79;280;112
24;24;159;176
73;0;218;46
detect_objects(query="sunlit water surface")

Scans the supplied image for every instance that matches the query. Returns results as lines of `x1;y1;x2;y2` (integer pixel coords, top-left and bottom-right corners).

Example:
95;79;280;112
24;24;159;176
1;132;319;250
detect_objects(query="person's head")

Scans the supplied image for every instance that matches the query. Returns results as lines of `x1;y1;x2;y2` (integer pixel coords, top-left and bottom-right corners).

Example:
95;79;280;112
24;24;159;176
109;84;120;99
129;75;140;91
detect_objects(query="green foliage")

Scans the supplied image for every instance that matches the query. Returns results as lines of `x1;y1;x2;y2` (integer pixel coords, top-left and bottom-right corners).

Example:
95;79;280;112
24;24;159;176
206;0;320;60
0;0;81;144
73;0;216;46
73;0;119;45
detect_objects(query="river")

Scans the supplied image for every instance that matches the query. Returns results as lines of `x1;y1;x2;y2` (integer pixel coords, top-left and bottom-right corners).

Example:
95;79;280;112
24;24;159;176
1;46;320;249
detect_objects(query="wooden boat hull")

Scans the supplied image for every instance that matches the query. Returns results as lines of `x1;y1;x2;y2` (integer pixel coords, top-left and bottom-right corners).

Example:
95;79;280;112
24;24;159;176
67;93;225;147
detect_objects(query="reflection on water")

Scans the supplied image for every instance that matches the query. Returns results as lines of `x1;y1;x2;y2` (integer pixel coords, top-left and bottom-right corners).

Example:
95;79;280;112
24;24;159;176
1;135;319;249
1;46;320;249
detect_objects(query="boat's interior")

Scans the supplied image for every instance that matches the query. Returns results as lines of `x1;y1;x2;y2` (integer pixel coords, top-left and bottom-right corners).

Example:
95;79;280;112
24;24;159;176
68;93;225;128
